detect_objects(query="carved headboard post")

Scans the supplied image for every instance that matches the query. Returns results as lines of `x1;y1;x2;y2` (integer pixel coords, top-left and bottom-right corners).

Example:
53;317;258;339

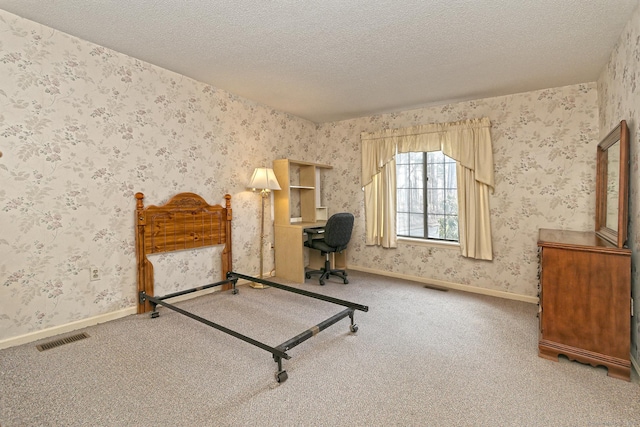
223;194;233;278
135;192;153;313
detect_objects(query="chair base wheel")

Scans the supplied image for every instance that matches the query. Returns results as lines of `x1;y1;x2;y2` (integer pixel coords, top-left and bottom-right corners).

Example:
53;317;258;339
306;267;350;286
276;370;288;383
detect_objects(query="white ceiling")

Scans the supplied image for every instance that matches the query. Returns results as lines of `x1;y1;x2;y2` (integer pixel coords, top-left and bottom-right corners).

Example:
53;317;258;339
1;0;638;123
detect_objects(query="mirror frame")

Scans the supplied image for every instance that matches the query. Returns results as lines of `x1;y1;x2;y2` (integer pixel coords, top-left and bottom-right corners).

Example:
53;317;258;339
595;120;629;248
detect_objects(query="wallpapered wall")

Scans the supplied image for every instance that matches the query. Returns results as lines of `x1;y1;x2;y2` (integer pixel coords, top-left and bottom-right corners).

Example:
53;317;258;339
597;5;640;362
318;84;598;297
0;8;608;344
0;10;318;341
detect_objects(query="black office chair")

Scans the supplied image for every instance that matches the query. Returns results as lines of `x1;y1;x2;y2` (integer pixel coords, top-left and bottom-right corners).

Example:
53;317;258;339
304;212;354;285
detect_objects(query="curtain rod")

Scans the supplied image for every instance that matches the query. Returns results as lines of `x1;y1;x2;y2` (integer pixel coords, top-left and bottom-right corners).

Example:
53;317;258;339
361;117;491;140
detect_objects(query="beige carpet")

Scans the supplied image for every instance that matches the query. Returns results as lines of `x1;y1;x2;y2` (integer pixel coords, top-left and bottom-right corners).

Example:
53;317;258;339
1;270;639;426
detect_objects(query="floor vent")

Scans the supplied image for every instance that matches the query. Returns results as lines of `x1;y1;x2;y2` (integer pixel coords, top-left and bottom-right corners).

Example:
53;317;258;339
36;332;90;352
424;284;448;292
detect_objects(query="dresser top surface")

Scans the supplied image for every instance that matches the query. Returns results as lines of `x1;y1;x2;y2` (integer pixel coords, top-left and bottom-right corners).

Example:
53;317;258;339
538;228;630;254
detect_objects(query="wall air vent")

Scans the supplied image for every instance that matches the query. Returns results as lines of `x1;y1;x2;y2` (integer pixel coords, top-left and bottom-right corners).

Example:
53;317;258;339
36;332;90;352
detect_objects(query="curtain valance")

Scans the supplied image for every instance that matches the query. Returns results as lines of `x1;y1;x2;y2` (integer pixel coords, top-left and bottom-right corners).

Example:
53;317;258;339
361;117;494;189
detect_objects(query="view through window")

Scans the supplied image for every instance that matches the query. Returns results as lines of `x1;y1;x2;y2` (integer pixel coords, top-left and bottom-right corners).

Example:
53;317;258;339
396;151;458;241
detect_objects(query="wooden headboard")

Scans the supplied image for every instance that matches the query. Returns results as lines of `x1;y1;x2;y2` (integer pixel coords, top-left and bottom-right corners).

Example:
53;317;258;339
135;192;232;314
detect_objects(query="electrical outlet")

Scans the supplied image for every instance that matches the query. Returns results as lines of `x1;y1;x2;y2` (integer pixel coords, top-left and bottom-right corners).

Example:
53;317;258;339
90;266;100;281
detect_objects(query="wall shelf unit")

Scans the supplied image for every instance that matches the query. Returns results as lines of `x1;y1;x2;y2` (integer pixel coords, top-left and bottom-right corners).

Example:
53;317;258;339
272;159;332;225
272;159;338;283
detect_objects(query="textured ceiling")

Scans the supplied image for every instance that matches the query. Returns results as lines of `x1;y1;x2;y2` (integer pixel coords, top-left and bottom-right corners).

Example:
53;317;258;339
0;0;638;123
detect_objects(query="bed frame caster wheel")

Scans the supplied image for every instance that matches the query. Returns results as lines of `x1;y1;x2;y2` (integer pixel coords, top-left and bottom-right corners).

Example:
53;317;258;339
305;273;311;279
150;311;159;318
343;279;349;284
276;370;288;383
350;324;358;333
232;289;239;295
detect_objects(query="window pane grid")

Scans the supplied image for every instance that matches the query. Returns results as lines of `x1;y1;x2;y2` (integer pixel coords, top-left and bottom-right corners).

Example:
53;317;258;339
396;151;458;242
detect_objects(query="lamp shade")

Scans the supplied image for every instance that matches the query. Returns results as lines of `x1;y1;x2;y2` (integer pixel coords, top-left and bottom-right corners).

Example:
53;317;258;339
248;167;281;191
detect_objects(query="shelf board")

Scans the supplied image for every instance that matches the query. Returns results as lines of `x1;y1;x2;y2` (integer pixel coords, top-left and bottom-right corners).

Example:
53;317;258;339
286;159;333;169
290;185;314;190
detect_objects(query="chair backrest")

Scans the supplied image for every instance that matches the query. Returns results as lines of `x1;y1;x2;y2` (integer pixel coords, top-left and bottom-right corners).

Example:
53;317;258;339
323;213;354;252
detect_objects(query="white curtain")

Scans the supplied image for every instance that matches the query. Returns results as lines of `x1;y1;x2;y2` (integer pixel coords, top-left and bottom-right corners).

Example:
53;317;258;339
363;158;396;247
361;117;494;260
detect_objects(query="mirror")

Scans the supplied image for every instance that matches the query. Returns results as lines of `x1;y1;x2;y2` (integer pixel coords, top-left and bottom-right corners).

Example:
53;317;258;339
595;120;629;248
605;142;620;232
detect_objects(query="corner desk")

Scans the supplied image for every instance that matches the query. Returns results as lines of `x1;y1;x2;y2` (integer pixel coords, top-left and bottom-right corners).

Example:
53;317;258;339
274;222;347;284
272;159;346;284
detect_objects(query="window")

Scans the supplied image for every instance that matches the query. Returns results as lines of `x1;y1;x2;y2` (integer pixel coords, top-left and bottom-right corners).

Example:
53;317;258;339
396;151;458;241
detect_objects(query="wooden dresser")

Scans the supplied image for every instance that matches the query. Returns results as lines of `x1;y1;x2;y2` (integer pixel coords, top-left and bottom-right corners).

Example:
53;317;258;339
537;228;632;381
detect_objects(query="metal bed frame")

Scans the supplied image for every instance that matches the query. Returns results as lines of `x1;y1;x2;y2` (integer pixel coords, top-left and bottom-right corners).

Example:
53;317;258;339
135;192;367;383
140;271;368;383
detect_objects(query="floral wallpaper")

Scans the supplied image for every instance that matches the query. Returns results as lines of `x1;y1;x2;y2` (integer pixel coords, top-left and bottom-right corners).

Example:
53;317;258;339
2;6;632;349
317;84;598;298
0;10;318;342
597;4;640;362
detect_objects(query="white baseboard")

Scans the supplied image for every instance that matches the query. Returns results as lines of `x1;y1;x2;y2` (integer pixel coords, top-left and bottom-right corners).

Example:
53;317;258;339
0;271;538;350
0;307;137;350
631;353;640;378
0;278;255;351
348;265;539;304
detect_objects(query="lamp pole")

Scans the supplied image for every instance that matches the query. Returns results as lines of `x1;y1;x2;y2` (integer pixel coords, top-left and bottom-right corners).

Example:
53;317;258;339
259;189;267;280
247;166;280;288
